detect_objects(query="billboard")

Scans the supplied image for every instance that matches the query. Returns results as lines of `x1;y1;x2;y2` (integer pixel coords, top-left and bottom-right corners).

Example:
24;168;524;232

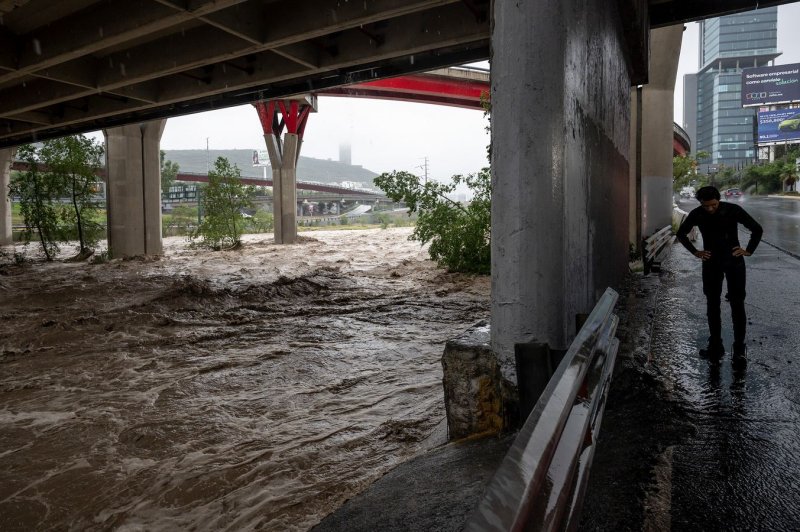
252;149;269;167
741;63;800;107
757;108;800;145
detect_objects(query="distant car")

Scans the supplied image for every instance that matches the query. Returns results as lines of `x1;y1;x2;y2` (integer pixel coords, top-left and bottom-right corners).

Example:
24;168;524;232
724;188;743;201
778;112;800;132
680;186;695;199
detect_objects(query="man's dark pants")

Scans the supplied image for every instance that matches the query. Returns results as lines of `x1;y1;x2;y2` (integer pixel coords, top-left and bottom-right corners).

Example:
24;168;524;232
702;257;747;346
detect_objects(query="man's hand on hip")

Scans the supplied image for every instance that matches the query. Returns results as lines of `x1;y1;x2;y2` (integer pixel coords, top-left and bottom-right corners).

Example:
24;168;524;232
732;246;752;257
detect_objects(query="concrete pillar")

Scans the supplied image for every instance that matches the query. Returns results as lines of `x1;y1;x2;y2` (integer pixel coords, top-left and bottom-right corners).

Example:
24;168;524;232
265;132;301;244
640;25;683;237
491;0;634;381
0;147;16;246
630;88;642;252
254;97;315;244
103;120;166;257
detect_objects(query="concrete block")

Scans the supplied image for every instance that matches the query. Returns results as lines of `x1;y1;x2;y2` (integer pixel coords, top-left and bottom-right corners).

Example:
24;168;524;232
441;321;518;441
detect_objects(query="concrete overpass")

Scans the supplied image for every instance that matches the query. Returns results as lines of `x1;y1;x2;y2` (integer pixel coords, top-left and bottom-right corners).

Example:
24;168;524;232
1;0;798;432
0;0;793;147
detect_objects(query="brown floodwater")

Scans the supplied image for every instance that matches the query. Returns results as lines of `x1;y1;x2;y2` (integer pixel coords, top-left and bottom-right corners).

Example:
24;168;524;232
0;228;489;531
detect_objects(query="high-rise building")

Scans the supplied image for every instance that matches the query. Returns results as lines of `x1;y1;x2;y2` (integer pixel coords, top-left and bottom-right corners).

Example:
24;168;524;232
683;7;780;169
339;143;352;166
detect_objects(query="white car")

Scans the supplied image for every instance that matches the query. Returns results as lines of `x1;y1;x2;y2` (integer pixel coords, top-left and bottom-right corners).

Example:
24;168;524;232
679;186;695;199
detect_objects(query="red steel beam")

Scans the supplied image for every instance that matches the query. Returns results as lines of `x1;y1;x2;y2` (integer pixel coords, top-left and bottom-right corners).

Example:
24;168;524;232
319;73;489;110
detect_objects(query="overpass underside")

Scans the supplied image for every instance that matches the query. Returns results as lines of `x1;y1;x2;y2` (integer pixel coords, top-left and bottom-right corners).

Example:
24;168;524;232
0;0;791;433
0;0;491;148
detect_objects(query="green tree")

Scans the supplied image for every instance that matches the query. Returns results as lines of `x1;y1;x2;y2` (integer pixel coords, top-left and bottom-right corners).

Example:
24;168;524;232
192;157;254;250
163;204;197;237
374;168;491;274
9;145;63;260
740;147;800;195
38;135;104;256
248;209;274;233
160;150;179;197
673;151;710;191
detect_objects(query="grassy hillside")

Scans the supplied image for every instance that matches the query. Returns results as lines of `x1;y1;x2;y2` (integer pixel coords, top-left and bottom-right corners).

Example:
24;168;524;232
164;149;378;186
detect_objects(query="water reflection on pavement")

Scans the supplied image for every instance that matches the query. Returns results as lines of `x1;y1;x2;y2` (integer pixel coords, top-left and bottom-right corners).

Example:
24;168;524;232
582;221;800;530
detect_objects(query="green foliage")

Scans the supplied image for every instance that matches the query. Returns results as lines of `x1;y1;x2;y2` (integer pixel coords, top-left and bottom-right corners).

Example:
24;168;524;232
9;145;64;260
247;209;274;233
38;135;104;253
374;168;491;274
9;136;104;260
375;212;391;229
191;157;254;250
162;205;197;236
672;151;709;191
741;147;800;195
160;150;180;197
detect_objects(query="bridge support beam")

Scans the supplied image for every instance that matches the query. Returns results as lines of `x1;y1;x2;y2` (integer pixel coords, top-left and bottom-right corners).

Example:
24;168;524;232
0;147;16;246
635;25;683;241
254;97;316;244
490;0;640;386
103;120;166;257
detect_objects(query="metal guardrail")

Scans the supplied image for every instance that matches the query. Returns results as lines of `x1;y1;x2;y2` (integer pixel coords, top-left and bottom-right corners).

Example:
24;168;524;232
642;225;673;274
466;287;620;531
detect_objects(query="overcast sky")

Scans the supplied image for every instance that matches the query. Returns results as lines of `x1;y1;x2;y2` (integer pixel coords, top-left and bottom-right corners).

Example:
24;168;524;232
153;91;491;181
92;4;800;180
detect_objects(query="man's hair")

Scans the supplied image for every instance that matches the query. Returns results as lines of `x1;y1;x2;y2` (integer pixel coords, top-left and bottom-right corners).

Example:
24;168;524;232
695;186;720;202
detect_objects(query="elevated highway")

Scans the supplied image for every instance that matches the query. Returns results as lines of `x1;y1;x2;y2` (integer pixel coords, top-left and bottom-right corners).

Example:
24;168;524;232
0;0;795;148
0;0;492;149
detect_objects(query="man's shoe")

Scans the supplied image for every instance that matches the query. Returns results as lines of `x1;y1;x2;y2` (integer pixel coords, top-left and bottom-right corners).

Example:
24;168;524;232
732;342;747;368
699;342;725;361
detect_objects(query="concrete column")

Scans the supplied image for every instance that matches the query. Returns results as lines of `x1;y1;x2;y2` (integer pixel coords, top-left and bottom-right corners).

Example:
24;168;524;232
265;132;300;244
265;133;283;242
640;25;683;237
491;0;633;381
103;120;166;257
1;147;16;246
255;97;314;244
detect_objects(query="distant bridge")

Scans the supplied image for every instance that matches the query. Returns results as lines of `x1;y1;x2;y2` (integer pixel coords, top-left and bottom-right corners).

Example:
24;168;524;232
319;66;490;110
8;163;388;202
173;172;385;199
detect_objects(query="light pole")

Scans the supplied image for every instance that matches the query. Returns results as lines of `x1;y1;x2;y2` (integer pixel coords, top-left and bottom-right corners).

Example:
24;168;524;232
416;156;429;185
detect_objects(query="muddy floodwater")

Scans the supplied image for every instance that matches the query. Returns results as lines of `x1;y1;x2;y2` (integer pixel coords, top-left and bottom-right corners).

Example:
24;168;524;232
0;228;489;531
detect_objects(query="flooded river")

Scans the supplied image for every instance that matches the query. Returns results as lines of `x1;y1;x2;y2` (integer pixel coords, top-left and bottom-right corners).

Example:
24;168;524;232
0;228;489;531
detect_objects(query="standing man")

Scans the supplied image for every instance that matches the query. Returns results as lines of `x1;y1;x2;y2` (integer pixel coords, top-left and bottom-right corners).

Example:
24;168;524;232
676;186;763;365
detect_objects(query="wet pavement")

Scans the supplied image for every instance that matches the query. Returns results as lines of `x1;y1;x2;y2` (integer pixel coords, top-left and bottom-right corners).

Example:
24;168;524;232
582;206;800;530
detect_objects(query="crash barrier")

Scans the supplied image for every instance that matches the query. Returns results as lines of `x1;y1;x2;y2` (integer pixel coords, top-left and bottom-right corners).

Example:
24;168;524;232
465;287;620;531
673;207;698;244
642;224;673;274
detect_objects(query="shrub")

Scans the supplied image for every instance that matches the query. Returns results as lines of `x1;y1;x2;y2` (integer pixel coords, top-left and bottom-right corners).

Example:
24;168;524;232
373;168;490;274
191;157;254;250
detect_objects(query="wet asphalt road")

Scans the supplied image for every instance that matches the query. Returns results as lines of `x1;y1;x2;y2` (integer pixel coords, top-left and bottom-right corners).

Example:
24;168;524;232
713;195;800;257
583;196;800;530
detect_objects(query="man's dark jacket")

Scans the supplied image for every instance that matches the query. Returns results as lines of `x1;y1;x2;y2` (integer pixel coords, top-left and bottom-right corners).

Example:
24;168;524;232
676;201;763;258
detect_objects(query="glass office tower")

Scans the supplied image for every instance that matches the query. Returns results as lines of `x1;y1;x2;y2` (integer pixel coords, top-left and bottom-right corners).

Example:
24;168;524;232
685;8;780;169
